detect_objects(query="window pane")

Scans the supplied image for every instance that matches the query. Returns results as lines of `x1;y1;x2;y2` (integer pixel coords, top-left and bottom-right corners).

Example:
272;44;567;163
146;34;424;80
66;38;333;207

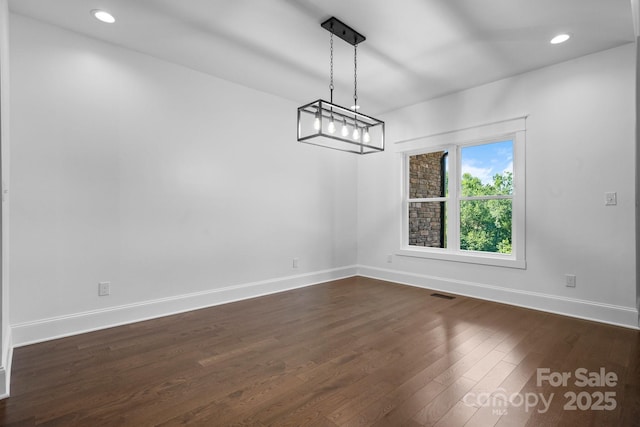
460;199;512;254
461;141;513;197
409;201;447;248
409;151;448;198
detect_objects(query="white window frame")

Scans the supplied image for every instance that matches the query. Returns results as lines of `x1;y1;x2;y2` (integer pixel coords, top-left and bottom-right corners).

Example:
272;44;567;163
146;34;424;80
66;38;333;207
397;118;526;269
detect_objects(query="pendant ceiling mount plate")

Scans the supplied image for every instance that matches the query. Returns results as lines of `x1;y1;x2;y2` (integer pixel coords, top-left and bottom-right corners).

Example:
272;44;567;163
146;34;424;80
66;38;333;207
321;17;366;45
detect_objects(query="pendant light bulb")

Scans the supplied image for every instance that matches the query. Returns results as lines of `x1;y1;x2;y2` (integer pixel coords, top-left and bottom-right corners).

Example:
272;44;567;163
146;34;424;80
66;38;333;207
341;118;349;137
313;112;321;131
328;116;336;134
363;127;371;143
353;127;360;140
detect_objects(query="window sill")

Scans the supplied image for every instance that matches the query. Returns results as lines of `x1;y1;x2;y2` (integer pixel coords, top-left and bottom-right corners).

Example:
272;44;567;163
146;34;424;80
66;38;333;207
397;247;526;269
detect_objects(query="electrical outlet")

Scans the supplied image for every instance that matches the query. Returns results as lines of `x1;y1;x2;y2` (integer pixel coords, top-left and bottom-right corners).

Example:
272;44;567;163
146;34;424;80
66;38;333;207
98;281;110;296
565;275;576;288
387;254;393;263
292;258;299;269
605;192;617;206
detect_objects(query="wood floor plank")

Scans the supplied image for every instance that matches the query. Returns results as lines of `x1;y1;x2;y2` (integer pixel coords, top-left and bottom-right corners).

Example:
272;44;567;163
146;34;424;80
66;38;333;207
464;404;503;427
432;334;504;386
463;360;518;409
0;276;637;426
369;379;448;427
410;376;477;425
433;400;477;427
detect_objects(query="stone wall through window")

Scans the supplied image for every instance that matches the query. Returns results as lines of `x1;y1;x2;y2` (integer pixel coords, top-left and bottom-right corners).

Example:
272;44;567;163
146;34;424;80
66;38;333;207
408;151;445;247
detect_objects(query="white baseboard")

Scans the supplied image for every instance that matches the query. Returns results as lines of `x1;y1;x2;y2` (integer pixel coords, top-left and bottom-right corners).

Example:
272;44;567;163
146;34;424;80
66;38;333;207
11;266;358;348
0;368;7;400
9;264;638;356
358;265;640;330
0;328;13;399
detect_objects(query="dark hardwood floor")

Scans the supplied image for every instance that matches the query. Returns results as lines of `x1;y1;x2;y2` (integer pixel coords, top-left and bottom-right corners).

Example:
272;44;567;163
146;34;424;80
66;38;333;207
1;276;638;426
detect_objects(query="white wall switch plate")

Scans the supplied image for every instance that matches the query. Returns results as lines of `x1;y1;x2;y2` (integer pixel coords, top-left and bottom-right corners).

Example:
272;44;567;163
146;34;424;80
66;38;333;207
98;281;110;296
605;192;617;206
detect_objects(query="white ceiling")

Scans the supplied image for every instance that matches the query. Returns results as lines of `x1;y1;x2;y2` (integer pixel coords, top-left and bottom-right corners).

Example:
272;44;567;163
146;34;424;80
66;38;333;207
8;0;637;115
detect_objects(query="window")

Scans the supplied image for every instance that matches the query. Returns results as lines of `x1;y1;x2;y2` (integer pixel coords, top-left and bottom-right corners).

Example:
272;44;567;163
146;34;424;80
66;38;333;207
459;140;513;254
400;124;525;268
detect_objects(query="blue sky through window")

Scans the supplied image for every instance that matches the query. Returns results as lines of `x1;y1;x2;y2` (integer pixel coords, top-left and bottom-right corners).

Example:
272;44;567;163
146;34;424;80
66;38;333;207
461;140;513;185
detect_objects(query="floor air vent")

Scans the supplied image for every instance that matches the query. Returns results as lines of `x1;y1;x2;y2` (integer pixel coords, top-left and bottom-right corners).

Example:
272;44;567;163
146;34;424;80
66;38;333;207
430;293;455;300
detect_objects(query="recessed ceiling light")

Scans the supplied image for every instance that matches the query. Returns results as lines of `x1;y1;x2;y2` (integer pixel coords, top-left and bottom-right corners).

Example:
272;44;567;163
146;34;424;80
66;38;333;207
91;9;115;24
550;34;570;45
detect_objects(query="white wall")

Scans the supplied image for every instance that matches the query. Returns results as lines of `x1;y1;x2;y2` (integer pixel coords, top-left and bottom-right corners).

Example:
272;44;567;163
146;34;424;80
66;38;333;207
634;0;640;324
358;43;638;328
8;14;358;344
0;0;11;397
6;12;639;349
636;35;640;322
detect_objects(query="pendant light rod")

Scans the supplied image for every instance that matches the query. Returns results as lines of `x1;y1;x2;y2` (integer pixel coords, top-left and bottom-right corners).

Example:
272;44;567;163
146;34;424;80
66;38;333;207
329;30;334;103
321;17;365;46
